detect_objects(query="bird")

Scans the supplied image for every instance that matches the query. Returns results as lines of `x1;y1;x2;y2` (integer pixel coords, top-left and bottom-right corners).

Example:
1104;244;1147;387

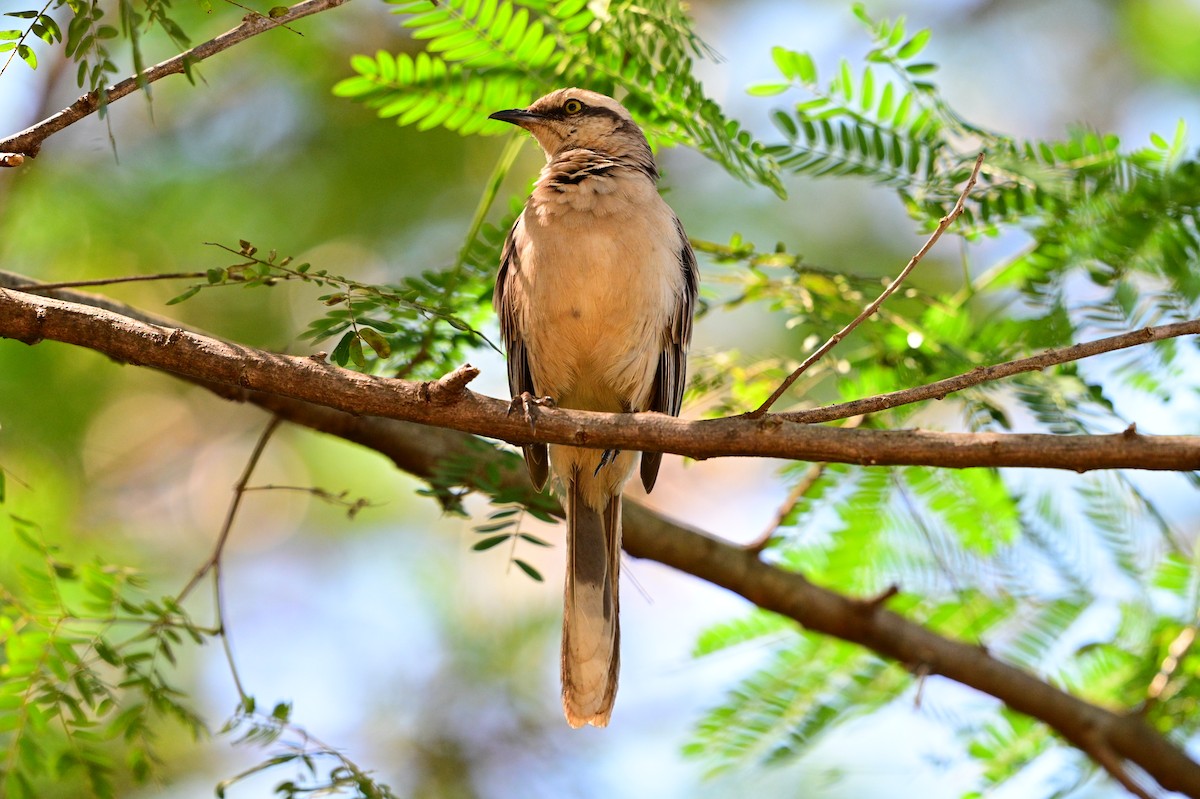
490;89;698;728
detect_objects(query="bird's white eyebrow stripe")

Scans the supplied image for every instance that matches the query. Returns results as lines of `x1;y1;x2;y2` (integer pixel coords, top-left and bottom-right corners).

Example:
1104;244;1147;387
537;102;625;122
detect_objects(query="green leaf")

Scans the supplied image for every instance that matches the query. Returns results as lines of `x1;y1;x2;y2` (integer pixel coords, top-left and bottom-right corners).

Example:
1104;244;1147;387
747;82;790;97
838;58;853;101
165;285;201;305
771;46;815;84
514;559;543;581
472;534;510;551
859;65;874;111
695;610;791;656
896;29;930;59
474;520;514;533
358;327;391;358
330;330;356;366
16;42;36;69
348;333;366;368
34;15;59;43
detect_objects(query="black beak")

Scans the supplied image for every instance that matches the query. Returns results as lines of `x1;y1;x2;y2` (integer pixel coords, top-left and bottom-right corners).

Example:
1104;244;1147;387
488;108;542;127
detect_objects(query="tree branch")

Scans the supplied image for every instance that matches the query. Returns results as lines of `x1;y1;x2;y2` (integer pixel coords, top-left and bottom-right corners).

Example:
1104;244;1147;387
202;389;1200;799
3;277;1199;796
2;284;1198;471
213;398;1200;799
0;0;351;161
782;319;1200;424
623;505;1200;798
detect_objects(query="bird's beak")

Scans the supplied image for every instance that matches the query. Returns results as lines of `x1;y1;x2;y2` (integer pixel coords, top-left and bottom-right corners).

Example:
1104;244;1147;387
488;108;543;128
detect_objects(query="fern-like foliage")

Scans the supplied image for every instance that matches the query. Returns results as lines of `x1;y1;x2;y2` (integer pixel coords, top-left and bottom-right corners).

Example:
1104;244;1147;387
334;0;785;196
2;0;193;108
686;633;904;774
754;3;1200;356
172;239;500;378
753;7;978;208
0;522;206;799
318;2;1200;789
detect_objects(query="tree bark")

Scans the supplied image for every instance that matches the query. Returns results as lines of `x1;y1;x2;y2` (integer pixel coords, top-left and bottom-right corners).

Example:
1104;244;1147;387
2;285;1198;472
3;276;1199;797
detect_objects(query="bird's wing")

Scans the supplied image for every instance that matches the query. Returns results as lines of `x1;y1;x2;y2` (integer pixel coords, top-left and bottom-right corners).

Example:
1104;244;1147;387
495;215;550;491
641;215;698;492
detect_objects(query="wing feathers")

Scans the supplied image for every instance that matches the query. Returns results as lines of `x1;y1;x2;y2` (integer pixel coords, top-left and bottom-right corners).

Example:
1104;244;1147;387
496;218;550;490
640;216;698;493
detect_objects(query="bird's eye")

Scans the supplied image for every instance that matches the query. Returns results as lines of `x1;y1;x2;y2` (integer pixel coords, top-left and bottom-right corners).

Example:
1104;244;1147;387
563;99;584;114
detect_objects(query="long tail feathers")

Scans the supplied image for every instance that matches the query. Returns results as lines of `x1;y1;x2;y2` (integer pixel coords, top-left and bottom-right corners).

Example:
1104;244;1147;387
562;477;621;728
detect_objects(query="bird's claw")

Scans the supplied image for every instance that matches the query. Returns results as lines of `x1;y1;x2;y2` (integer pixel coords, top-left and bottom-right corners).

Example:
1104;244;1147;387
593;448;621;477
507;392;555;428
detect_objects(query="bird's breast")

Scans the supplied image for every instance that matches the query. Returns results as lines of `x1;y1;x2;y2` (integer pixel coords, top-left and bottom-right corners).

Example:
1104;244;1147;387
514;189;682;413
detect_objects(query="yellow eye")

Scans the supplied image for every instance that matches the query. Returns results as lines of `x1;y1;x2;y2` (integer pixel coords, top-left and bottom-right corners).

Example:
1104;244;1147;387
563;99;584;114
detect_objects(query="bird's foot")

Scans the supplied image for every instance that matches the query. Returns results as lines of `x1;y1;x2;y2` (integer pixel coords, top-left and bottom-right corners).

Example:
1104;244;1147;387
507;392;555;428
593;448;621;477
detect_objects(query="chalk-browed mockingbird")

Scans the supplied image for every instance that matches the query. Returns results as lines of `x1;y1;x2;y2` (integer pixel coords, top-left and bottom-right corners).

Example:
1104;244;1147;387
490;88;698;727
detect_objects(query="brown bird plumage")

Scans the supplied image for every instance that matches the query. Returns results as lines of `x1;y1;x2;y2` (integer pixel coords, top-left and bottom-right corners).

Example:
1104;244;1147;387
491;89;697;727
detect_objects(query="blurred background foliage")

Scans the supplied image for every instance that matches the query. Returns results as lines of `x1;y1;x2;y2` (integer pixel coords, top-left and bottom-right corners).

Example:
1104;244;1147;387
2;0;1200;797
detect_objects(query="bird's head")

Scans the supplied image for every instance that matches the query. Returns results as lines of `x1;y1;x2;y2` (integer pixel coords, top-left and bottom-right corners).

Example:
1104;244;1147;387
489;88;652;164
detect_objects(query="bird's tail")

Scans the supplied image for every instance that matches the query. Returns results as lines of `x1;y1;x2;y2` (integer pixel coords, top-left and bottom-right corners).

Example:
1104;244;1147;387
562;474;621;728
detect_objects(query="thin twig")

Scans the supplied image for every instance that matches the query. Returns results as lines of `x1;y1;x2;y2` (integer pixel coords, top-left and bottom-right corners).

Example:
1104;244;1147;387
10;272;206;291
213;557;249;703
1146;624;1197;706
1083;730;1156;799
193;417;282;703
221;0;306;36
0;0;350;161
242;483;379;516
749;152;986;417
176;417;283;707
216;713;384;796
744;415;864;553
177;417;283;602
779;318;1200;424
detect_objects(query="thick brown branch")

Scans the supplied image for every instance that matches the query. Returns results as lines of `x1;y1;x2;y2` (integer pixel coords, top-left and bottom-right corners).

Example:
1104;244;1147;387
3;277;1199;796
0;0;350;161
2;286;1198;471
219;392;1200;799
783;319;1200;424
624;505;1200;798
